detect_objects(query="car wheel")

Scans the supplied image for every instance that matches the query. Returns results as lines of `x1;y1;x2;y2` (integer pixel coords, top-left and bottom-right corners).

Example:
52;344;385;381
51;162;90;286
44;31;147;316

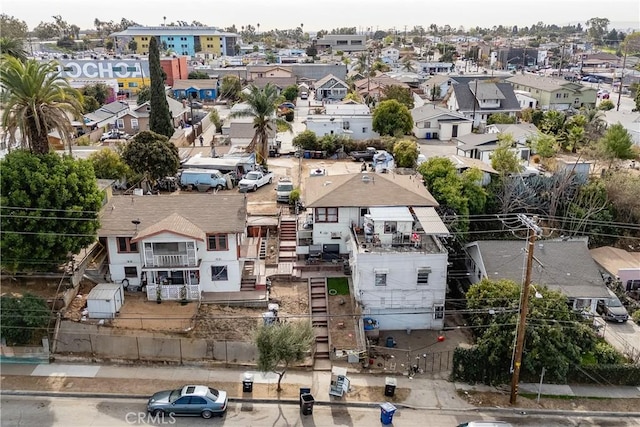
253;185;258;192
151;409;164;417
268;177;273;184
201;410;213;419
216;184;223;191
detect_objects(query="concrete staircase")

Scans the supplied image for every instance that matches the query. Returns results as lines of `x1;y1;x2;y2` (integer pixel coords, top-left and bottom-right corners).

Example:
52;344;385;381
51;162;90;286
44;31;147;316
278;217;297;262
309;277;331;370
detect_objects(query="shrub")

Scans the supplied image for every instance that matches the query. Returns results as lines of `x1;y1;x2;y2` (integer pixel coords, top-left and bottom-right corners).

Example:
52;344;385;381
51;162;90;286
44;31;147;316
0;294;51;345
598;100;615;111
76;135;91;146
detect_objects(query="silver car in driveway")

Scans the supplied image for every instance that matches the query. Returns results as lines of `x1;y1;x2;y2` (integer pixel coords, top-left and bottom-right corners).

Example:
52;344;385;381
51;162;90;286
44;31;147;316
147;385;227;418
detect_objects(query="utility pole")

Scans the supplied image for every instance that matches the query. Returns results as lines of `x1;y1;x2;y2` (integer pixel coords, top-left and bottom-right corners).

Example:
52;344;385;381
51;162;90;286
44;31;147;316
616;40;628;112
510;214;542;405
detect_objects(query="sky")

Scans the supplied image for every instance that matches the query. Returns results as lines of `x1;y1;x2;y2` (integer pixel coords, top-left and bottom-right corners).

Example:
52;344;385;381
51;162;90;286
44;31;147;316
2;0;639;33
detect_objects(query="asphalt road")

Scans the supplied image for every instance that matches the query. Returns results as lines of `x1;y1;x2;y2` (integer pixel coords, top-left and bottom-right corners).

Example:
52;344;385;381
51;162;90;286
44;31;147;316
2;395;639;427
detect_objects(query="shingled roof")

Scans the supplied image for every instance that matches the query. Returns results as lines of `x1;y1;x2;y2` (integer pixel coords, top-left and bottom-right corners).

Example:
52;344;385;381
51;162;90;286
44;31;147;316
467;240;610;299
99;194;247;238
305;172;438;208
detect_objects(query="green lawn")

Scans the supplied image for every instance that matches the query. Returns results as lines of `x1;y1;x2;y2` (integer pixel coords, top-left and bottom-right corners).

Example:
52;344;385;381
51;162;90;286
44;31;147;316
327;277;350;295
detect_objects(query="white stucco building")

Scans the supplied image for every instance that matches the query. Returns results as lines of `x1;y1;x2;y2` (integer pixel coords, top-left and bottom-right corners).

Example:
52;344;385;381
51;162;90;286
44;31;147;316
303;172;450;331
305;103;378;140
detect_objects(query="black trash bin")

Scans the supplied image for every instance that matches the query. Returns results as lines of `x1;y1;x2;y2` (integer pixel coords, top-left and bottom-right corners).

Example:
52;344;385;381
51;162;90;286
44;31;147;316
384;377;397;397
299;387;311;406
300;393;314;415
242;373;253;393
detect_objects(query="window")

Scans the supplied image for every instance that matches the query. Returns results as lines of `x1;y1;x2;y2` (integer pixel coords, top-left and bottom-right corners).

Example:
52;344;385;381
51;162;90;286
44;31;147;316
211;265;228;281
555;93;562;98
417;268;431;285
131;118;139;129
383;221;397;233
128;82;138;88
207;234;228;251
117;237;138;253
425;121;431;128
362;127;367;133
315;207;338;223
116;119;124;129
343;121;350;130
124;266;137;278
434;304;444;319
112;66;122;72
360;208;368;217
375;269;388;286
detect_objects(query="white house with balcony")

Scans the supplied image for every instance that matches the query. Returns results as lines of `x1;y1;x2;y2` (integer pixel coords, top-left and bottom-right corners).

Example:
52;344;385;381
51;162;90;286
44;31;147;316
303;172;450;330
98;193;248;301
305;103;378;140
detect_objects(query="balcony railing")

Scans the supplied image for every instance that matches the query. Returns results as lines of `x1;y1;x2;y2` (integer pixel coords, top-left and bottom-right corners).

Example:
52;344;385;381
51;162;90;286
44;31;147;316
146;254;195;268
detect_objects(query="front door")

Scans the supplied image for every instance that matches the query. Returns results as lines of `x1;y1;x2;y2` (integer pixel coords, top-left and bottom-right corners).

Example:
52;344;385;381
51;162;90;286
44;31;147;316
452;125;458;138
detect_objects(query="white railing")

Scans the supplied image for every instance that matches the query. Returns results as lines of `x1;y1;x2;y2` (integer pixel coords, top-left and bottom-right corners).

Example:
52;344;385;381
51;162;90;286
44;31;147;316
148;254;193;267
147;284;201;301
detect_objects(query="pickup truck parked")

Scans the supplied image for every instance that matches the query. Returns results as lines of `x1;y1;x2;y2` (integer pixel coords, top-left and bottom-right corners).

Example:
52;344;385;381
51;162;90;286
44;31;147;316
100;129;130;141
348;147;377;162
238;170;274;192
180;169;227;191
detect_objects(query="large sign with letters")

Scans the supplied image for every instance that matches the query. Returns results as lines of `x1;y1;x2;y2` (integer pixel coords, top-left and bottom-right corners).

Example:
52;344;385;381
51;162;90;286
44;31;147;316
52;60;150;79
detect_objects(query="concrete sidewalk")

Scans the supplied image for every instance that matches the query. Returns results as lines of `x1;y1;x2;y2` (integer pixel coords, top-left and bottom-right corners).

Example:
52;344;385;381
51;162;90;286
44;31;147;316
2;362;639;408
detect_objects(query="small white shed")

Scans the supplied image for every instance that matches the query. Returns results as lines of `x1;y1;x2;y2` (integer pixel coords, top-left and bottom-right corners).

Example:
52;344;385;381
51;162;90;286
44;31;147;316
87;283;124;319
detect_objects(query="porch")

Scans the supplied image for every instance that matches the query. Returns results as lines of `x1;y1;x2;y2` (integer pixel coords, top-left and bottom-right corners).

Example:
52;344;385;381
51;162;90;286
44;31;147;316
146;284;201;302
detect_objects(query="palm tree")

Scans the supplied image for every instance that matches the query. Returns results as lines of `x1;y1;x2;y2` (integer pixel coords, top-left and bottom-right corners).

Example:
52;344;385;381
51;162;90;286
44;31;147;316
0;37;27;62
229;83;292;166
0;56;83;155
401;55;415;72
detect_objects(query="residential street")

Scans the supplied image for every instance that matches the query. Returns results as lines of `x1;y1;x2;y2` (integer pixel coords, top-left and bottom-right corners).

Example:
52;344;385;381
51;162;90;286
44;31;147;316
2;395;639;427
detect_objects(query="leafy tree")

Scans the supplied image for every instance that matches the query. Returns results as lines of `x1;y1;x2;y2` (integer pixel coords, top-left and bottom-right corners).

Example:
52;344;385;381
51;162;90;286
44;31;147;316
230;83;292;165
82;83;110;105
0;37;27;62
1;56;83;155
292;130;319;151
490;135;521;175
188;70;210;79
565;180;614;245
392;139;419;168
0;14;29;39
128;39;137;52
603;171;640;224
344;92;363;103
486;113;516;125
597;123;635;168
586;17;610;45
635;87;640;112
219;75;242;101
254;321;314;391
282;85;299;102
136;86;150;105
372;99;413;137
33;22;59;40
598;100;615;111
381;85;414;110
0;294;51;345
121;131;179;184
88;149;131;180
520;108;544;127
82;95;100;114
305;45;317;58
527;132;557;158
148;37;174;138
466;279;596;384
417;157;487;232
371;59;391;73
0;151;102;272
208;109;223;133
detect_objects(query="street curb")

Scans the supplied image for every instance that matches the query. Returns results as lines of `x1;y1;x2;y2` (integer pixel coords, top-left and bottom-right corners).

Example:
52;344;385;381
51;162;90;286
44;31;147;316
3;390;640;418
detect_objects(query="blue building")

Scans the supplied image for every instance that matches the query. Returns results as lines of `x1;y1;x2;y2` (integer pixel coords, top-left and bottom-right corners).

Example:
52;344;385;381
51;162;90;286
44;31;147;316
172;79;219;101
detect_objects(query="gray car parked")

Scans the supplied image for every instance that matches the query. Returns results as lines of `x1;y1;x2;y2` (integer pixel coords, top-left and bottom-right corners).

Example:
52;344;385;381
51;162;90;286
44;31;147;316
147;385;227;418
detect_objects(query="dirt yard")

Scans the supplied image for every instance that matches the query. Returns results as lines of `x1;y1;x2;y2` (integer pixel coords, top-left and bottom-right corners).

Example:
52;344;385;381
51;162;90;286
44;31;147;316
190;280;309;341
328;295;360;351
0;277;68;299
111;292;199;332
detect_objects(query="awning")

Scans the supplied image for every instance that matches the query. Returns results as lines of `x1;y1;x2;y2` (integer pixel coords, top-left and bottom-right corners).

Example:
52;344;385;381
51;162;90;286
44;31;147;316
413;207;450;236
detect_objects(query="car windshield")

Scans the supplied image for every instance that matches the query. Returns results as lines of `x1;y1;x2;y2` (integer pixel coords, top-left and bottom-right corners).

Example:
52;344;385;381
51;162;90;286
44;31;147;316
278;184;293;191
245;172;260;180
207;387;219;399
169;389;182;402
607;297;623;307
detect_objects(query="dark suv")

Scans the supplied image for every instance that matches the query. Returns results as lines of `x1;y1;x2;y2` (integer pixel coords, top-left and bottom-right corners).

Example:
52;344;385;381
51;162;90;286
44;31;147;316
597;290;629;323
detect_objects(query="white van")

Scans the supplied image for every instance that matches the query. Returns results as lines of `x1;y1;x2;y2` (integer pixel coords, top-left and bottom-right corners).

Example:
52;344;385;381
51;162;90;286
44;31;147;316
300;91;309;100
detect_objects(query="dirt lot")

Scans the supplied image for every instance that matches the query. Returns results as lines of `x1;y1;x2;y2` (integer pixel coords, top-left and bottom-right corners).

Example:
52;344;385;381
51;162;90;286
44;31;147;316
111;292;199;332
460;390;640;412
189;280;309;341
0;277;68;299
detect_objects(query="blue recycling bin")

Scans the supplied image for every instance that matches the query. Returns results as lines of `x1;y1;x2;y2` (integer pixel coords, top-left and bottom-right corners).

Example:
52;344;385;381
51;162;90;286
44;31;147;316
380;402;397;425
